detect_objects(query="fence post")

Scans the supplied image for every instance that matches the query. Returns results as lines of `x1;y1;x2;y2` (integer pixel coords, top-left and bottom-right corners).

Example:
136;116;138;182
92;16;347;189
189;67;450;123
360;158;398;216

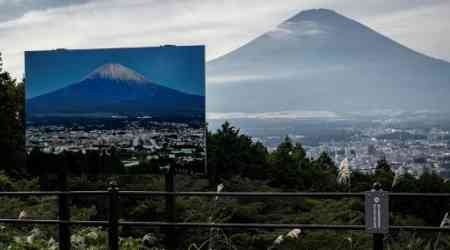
108;181;119;250
373;233;384;250
164;165;176;250
58;158;71;250
372;182;385;250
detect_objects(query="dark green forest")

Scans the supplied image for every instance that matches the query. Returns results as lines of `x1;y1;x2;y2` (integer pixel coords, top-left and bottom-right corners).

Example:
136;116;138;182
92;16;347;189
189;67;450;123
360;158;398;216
1;52;450;249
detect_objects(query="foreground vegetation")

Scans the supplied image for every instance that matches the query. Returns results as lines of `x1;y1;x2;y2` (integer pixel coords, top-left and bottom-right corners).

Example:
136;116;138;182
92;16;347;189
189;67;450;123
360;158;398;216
1;52;450;249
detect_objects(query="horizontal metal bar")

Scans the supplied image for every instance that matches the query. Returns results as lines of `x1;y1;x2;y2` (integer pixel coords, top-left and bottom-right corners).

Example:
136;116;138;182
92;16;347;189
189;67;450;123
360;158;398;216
64;191;109;195
1;191;450;198
0;191;62;196
0;219;60;225
390;226;450;231
0;191;109;196
389;193;450;198
0;219;109;226
68;220;109;226
118;191;365;198
119;221;366;230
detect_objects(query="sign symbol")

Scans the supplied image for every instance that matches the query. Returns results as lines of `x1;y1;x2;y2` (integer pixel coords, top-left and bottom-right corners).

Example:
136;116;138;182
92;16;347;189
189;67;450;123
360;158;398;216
366;191;389;234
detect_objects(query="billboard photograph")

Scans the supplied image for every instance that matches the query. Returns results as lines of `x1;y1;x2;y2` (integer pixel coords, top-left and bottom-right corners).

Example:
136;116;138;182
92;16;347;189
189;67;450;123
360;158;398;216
25;46;205;178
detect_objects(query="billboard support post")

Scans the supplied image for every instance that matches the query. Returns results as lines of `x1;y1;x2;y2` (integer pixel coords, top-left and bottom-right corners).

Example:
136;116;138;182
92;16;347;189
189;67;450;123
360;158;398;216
165;165;176;250
108;181;120;250
58;155;71;250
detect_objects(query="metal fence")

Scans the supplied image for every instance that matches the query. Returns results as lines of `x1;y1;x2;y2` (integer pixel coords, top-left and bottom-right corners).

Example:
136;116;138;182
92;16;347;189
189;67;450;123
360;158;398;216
1;172;450;250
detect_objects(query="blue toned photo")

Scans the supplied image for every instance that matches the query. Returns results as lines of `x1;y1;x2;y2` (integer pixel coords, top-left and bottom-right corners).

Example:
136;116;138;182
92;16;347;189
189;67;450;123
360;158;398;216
26;46;204;118
25;46;205;174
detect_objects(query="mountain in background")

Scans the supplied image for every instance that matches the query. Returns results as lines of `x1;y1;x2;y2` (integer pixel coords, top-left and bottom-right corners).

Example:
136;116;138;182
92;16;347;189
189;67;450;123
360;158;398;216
207;9;450;113
27;63;204;119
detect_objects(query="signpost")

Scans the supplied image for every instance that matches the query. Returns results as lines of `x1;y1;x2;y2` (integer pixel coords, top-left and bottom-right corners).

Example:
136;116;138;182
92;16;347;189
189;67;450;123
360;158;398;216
365;183;389;250
365;190;389;233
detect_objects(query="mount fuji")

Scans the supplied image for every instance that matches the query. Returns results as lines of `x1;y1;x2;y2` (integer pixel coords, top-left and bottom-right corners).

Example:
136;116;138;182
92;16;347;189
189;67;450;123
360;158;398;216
206;9;450;113
27;63;204;119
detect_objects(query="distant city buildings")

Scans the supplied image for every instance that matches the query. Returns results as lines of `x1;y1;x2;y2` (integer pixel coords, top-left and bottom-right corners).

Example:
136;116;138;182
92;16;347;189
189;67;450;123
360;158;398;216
26;120;205;168
255;126;450;178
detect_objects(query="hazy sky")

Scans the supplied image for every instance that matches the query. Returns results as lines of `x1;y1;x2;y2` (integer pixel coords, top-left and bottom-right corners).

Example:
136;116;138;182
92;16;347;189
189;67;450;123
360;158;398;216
1;0;449;79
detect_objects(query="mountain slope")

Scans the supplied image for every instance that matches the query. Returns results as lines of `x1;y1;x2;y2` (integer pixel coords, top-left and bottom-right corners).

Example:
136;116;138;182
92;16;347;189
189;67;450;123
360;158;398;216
206;9;450;113
27;63;204;118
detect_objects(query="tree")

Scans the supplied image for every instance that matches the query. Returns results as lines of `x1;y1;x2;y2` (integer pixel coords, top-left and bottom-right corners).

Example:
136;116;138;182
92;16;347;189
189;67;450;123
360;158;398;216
109;146;125;174
374;157;394;189
316;151;337;173
0;52;26;176
207;121;269;186
271;136;306;163
268;136;306;190
307;152;338;191
375;157;392;173
350;171;373;192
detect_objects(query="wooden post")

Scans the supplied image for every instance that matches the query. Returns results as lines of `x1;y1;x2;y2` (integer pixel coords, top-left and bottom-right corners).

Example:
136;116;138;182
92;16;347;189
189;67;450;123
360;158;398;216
58;157;71;250
108;181;119;250
165;165;176;250
373;233;384;250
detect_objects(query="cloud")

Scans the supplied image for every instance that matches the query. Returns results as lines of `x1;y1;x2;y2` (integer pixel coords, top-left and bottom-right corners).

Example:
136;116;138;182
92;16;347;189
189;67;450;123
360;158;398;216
0;0;295;77
207;110;339;120
1;0;449;79
208;65;348;85
0;0;95;22
272;21;328;39
365;2;450;61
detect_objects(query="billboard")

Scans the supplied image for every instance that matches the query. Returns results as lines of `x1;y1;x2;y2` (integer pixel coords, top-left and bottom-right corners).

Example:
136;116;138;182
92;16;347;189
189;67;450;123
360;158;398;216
25;46;205;176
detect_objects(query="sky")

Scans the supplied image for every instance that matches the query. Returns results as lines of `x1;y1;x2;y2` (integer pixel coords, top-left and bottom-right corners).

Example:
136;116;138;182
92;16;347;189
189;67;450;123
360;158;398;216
25;46;205;98
1;0;450;80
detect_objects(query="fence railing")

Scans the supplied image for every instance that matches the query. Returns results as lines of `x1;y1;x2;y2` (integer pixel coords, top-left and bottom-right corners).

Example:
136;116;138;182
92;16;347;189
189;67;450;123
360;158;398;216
1;174;450;250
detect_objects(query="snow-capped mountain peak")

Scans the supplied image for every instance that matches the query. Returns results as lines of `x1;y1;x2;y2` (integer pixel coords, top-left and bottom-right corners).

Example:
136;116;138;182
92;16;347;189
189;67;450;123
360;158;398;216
85;63;146;82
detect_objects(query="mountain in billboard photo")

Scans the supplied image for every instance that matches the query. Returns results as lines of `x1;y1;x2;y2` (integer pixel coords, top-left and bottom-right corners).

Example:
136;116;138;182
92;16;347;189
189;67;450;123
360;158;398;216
207;9;450;113
27;63;204;118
